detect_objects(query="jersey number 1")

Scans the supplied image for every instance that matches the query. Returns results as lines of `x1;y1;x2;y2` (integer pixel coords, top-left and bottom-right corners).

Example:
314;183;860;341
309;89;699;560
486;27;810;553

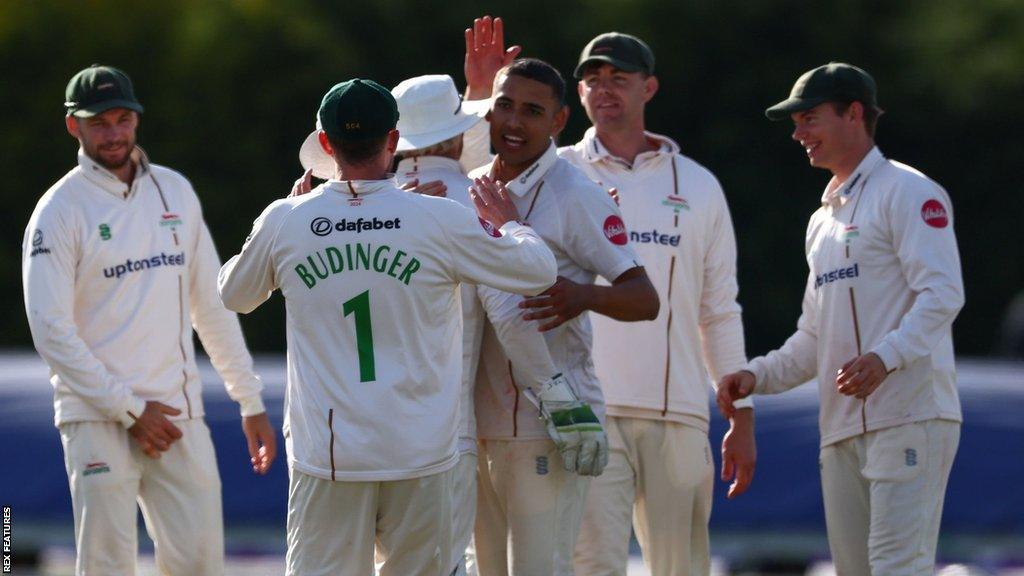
342;290;376;382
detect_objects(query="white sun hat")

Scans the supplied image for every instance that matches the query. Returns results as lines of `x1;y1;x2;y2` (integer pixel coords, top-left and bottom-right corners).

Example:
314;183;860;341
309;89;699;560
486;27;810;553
392;74;489;152
297;113;337;180
298;74;489;179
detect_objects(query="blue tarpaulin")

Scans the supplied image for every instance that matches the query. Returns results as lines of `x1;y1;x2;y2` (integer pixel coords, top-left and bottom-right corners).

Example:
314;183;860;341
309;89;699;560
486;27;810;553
1;353;1020;535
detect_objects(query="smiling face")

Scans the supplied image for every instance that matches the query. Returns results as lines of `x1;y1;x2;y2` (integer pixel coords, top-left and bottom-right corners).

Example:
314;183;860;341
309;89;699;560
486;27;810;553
66;108;138;171
790;102;867;174
487;72;568;177
578;63;657;130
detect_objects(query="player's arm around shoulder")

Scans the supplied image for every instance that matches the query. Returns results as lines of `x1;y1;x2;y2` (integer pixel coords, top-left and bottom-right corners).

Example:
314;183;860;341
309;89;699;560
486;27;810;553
522;172;659;329
219;197;298;313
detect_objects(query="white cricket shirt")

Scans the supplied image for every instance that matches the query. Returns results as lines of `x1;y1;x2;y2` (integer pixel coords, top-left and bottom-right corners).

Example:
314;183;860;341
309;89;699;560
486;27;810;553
745;147;964;446
23;148;265;429
559;129;750;431
218;178;556;481
395;156;483;455
470;142;642;440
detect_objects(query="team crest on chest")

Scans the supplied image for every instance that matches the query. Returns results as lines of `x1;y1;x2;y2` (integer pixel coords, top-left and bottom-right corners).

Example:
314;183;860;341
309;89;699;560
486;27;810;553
841;224;859;244
661;194;690;213
160;213;182;229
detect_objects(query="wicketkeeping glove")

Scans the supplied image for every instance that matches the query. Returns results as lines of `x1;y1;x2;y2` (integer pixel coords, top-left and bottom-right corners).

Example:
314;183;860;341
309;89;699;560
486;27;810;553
524;373;608;476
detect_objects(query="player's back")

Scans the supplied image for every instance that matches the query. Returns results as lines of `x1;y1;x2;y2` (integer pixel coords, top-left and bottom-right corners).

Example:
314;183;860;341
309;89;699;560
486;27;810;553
221;178;557;482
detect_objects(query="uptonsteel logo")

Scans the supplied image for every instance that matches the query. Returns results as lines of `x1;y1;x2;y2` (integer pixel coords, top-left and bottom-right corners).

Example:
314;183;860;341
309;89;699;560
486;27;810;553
310;217;401;237
815;263;859;289
103;252;185;279
630;229;680;247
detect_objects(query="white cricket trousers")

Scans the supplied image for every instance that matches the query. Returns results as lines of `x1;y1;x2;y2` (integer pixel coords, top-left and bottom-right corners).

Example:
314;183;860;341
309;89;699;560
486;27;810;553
59;419;224;576
474;439;590;576
820;419;960;576
451;453;478;576
574;417;714;576
286;466;454;576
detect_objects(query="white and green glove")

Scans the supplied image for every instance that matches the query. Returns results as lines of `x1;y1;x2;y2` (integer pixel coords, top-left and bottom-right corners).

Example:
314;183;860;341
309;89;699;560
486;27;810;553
525;373;608;476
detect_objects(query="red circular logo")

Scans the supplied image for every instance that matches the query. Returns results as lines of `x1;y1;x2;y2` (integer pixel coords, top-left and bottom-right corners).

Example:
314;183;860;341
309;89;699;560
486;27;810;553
921;199;948;228
478;217;502;238
603;215;628;245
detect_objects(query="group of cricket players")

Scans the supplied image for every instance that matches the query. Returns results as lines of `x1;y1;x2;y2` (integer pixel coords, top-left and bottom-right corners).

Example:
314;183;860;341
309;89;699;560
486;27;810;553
22;13;964;576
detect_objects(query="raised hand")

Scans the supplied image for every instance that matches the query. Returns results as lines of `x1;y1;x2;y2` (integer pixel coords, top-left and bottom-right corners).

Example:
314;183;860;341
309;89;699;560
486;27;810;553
464;16;522;99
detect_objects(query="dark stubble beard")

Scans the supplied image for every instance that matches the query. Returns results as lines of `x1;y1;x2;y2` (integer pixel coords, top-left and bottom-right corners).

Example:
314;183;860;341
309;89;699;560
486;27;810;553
83;134;135;171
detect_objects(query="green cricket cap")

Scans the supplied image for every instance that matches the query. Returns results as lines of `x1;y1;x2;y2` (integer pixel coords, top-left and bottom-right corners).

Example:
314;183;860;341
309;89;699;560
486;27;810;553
318;79;399;141
64;64;144;118
574;32;655;79
765;62;878;121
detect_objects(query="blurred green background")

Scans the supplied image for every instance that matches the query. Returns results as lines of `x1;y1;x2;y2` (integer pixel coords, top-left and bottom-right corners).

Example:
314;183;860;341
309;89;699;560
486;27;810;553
3;0;1022;357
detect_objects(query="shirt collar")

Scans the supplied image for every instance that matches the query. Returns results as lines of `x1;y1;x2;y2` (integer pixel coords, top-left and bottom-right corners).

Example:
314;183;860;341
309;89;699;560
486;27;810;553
497;140;559;197
580;126;679;166
821;146;886;207
396;156;464;177
323;178;396;197
77;146;151;198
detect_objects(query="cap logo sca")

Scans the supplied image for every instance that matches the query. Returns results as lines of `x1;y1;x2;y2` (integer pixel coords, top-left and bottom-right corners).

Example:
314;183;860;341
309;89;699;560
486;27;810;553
921;199;948;228
603;215;628;245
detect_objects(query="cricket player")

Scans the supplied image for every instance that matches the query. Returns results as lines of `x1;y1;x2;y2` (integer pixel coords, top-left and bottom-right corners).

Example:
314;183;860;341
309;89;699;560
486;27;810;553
388;73;606;575
461;22;756;573
22;64;276;576
718;62;964;575
554;33;755;576
218;78;558;576
466;56;659;576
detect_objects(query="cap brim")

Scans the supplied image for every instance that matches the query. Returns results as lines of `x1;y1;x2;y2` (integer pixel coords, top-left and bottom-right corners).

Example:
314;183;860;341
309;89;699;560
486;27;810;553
396;112;484;152
764;96;830;121
298;130;337;180
573;56;646;79
70;99;144;118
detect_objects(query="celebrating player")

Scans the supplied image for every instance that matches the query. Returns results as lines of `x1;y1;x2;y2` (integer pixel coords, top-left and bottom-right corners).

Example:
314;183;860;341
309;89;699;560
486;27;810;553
386;73;609;575
717;62;964;574
462;51;659;575
557;33;756;576
218;78;557;576
462;20;756;573
23;64;276;576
